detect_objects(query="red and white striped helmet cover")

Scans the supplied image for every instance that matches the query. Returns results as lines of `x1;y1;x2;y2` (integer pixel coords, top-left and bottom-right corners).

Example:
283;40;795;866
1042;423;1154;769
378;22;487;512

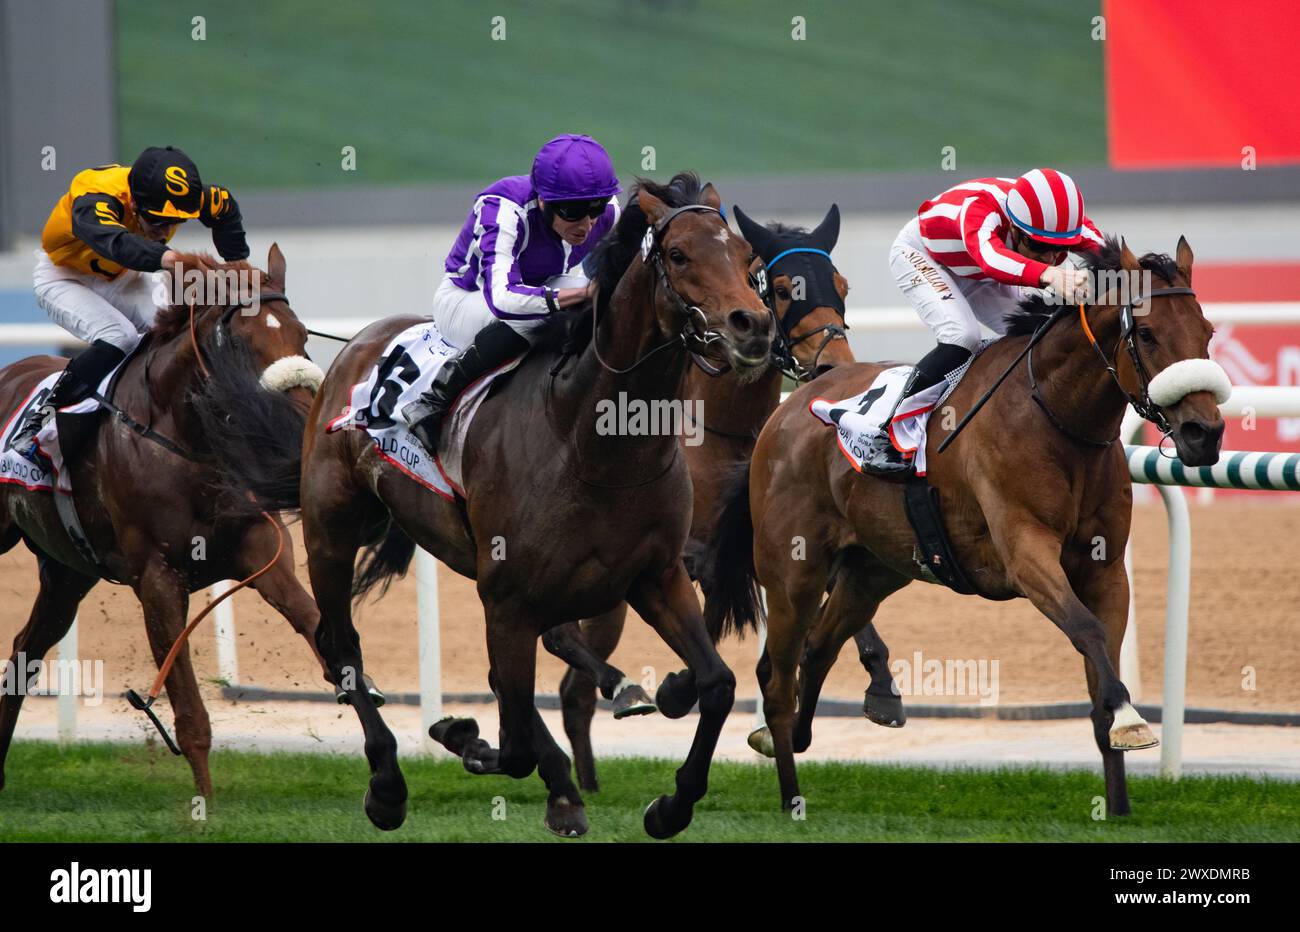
1005;168;1086;245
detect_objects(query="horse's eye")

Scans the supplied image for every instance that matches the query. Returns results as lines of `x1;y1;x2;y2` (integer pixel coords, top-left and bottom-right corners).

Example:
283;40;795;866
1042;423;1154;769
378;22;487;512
775;287;791;300
1139;327;1157;345
668;249;687;265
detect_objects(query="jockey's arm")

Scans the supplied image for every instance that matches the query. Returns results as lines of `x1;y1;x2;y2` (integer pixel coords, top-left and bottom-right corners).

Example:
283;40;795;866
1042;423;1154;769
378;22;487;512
959;197;1049;288
476;197;553;320
69;193;169;272
199;184;251;262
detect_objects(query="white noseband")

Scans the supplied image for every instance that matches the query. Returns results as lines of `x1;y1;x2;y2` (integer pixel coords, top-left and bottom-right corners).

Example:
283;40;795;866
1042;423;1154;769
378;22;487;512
260;355;324;394
1147;358;1231;407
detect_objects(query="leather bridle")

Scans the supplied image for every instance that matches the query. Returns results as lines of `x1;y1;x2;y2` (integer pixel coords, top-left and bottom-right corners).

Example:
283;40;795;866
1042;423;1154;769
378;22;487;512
590;204;745;376
1027;287;1197;446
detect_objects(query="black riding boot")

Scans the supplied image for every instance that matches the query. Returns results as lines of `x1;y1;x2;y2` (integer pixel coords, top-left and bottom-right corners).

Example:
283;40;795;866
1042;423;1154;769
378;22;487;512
9;340;126;457
404;320;530;453
861;342;972;475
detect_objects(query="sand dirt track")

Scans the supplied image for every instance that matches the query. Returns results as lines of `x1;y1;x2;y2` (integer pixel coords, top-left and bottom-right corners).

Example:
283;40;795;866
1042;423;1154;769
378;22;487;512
2;499;1298;721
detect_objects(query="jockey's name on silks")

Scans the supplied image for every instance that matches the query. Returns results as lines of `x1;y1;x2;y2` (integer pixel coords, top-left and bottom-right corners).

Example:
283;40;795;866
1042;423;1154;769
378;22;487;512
443;175;620;321
41;164;246;279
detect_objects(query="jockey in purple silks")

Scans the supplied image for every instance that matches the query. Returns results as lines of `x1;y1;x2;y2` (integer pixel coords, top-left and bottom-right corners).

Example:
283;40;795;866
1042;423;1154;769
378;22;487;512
404;134;622;451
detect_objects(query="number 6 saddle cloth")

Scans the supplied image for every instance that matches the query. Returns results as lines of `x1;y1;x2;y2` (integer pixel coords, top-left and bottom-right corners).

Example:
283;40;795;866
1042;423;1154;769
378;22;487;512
326;319;525;500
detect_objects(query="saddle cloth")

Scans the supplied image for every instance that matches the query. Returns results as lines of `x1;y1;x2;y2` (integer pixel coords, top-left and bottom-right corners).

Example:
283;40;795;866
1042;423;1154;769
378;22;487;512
809;340;992;477
326;319;524;500
0;361;126;495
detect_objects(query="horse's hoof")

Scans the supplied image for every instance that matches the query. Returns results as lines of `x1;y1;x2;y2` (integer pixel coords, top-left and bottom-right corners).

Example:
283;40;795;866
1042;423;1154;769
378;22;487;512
545;798;589;838
429;716;480;754
1108;703;1159;750
864;691;907;728
363;787;406;831
643;794;691;840
654;672;697;719
1110;723;1159;751
335;675;385;706
748;726;775;758
462;747;502;775
612;684;657;719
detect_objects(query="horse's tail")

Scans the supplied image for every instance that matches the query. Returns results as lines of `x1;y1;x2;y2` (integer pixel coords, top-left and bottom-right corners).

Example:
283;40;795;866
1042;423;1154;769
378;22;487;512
701;462;764;642
192;340;305;515
352;519;417;604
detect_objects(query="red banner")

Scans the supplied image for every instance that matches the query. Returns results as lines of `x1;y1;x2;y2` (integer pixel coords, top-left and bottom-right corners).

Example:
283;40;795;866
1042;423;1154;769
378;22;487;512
1105;0;1300;168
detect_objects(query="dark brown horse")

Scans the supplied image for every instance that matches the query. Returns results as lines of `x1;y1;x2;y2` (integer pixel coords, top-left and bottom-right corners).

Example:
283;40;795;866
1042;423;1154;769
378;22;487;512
0;247;332;797
704;237;1227;817
285;174;772;838
553;205;857;792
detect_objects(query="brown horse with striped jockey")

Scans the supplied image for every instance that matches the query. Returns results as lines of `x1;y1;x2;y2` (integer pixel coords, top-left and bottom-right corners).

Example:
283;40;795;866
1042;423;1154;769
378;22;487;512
701;237;1229;817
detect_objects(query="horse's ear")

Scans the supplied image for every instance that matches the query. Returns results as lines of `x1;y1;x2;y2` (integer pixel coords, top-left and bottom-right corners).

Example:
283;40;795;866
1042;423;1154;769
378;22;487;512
1175;235;1194;284
638;188;669;225
268;242;286;285
733;205;772;254
700;182;722;211
810;203;841;251
1119;237;1142;272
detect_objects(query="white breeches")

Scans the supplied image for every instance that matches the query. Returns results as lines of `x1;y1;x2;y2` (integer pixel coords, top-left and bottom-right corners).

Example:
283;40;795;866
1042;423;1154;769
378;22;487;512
32;249;166;352
888;218;1035;352
431;273;589;350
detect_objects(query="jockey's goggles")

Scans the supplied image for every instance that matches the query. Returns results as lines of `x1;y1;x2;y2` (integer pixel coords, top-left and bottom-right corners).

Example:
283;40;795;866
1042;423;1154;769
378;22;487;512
550;197;610;221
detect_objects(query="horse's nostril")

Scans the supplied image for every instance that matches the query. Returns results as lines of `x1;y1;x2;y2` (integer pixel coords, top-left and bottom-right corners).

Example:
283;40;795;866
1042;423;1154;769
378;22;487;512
727;309;757;335
1180;421;1207;444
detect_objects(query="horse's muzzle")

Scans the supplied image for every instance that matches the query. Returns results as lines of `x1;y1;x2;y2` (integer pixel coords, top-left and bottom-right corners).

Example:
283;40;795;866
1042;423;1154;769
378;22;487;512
1172;417;1225;467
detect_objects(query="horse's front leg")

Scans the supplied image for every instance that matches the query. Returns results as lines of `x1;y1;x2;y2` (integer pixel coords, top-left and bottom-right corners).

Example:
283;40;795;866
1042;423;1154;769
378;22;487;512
241;516;385;705
302;481;406;831
627;560;735;839
1074;557;1139;816
990;514;1155;760
543;615;654;715
134;558;211;797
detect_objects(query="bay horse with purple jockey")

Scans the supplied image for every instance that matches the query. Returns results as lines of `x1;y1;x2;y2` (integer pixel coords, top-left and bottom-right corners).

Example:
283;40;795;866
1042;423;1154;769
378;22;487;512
275;173;772;838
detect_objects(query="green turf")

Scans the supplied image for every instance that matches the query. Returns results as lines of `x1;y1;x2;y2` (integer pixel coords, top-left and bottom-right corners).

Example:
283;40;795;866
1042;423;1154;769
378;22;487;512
2;741;1295;842
115;0;1104;189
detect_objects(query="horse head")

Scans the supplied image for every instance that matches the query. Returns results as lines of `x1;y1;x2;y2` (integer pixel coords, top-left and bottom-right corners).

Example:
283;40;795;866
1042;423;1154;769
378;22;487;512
733;203;853;378
634;179;773;382
1105;237;1228;466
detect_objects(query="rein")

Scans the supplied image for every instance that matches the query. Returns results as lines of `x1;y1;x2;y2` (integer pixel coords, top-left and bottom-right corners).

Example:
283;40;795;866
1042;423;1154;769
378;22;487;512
937;286;1196;454
545;203;743;488
588;204;736;376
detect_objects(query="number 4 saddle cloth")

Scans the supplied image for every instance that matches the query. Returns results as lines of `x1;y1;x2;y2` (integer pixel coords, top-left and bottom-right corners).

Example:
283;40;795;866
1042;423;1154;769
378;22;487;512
808;342;990;477
326;319;525;500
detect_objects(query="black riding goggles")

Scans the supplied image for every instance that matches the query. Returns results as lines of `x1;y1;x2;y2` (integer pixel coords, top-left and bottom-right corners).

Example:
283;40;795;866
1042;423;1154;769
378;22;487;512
1023;236;1067;257
550;197;611;221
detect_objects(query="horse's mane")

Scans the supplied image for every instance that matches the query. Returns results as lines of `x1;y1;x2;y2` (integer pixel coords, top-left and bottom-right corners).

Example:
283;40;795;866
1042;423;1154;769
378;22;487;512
764;221;810;238
532;171;712;358
149;252;265;341
1003;237;1182;337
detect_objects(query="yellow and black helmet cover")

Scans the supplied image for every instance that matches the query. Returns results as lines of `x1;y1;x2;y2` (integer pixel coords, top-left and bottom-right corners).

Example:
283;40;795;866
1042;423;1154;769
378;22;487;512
128;146;203;222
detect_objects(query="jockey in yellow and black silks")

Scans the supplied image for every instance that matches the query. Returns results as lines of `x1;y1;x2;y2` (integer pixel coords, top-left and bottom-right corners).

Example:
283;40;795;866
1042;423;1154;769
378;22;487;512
11;146;249;454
